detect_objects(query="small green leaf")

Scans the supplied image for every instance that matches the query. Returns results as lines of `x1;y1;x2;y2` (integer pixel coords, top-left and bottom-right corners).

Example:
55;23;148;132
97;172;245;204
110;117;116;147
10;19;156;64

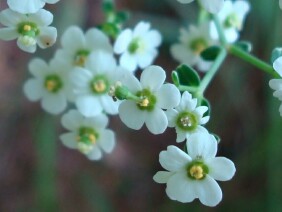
171;71;180;87
271;47;282;63
115;12;129;23
234;41;252;53
200;46;221;61
175;64;200;87
102;1;114;13
200;97;211;117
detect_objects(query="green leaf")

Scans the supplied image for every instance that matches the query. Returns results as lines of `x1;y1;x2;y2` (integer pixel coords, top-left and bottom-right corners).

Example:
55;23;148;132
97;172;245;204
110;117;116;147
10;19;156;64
115;11;129;23
200;97;211;117
171;71;180;87
200;46;221;61
175;64;200;87
102;1;114;13
234;41;252;53
271;47;282;64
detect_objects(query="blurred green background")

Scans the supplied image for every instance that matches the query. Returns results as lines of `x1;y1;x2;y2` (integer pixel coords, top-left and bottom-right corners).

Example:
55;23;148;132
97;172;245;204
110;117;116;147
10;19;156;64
0;0;282;211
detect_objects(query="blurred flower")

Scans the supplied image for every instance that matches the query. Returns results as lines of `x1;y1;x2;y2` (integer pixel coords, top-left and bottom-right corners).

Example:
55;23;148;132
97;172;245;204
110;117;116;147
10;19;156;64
60;110;115;160
280;0;282;10
171;22;216;72
176;0;224;14
210;0;250;43
23;58;70;114
0;9;57;53
70;51;126;117
153;131;236;207
165;91;210;142
7;0;60;14
118;65;180;134
114;21;162;72
54;26;113;68
269;56;282;116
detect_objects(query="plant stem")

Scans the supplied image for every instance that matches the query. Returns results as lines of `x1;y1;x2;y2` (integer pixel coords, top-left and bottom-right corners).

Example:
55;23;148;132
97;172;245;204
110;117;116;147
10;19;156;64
178;85;199;93
211;14;228;46
198;48;227;96
228;45;279;78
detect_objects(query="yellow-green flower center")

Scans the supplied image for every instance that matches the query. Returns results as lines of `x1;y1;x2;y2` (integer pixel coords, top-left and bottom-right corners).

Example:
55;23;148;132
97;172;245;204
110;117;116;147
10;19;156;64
18;22;40;37
44;75;63;93
76;127;99;154
90;75;109;95
176;112;198;132
136;89;156;111
187;161;209;180
74;49;90;67
189;37;208;55
128;38;144;54
224;13;241;29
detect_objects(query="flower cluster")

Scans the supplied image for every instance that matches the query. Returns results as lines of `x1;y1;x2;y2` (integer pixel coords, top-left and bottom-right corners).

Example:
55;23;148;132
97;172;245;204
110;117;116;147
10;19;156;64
0;0;59;52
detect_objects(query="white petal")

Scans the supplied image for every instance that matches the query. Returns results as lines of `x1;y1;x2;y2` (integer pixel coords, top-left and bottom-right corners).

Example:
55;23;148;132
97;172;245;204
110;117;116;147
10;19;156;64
177;91;197;112
118;69;142;93
187;132;217;160
28;58;48;77
85;28;112;53
23;79;43;101
98;129;115;153
273;57;282;77
199;116;210;125
199;0;224;14
41;92;67;114
114;29;132;54
45;0;60;3
61;26;85;51
37;27;57;48
206;157;236;181
159;145;191;172
153;171;173;184
87;146;102;160
133;22;150;37
17;38;37;53
86;51;116;74
166;172;197;203
75;95;102;117
0;9;23;26
60;132;77;149
196;175;222;207
176;128;187;143
29;9;53;26
119;52;138;72
118;101;145;130
70;68;93;88
145;109;168;134
177;0;194;4
140;65;166;91
156;84;180;109
83;114;109;129
165;109;178;127
224;28;239;43
61;109;84;131
100;95;119;115
7;0;45;14
136;49;157;69
194;106;208;118
143;30;162;48
0;28;18;41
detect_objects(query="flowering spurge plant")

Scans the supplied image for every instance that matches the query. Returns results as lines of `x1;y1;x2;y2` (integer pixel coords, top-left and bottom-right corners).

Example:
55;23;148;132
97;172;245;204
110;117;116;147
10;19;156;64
171;22;216;72
60;110;115;160
0;8;57;53
70;51;125;117
115;65;181;134
153;131;236;206
7;0;60;14
23;58;71;114
165;91;210;142
114;21;162;72
54;26;113;68
176;0;224;14
210;0;250;43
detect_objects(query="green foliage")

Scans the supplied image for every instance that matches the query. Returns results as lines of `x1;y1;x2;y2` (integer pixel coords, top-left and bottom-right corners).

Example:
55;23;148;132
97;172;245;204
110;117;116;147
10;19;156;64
200;97;211;117
234;41;252;53
173;64;200;87
200;46;221;61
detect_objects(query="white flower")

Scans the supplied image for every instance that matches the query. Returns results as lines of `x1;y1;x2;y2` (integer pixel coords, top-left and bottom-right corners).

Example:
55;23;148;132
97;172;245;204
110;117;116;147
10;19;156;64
23;58;70;114
177;0;224;14
114;21;162;72
54;26;113;68
70;51;126;117
7;0;60;14
60;110;115;160
269;56;282;116
165;91;210;143
210;0;250;43
118;65;181;134
0;9;57;53
153;131;236;207
171;23;216;72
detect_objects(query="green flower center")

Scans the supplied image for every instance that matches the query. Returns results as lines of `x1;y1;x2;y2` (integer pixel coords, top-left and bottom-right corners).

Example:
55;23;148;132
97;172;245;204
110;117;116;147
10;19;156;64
176;112;198;131
128;38;144;54
187;160;209;180
90;75;109;95
18;22;40;37
76;127;99;154
224;13;241;29
44;75;63;93
189;37;208;55
74;49;90;67
136;89;156;111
